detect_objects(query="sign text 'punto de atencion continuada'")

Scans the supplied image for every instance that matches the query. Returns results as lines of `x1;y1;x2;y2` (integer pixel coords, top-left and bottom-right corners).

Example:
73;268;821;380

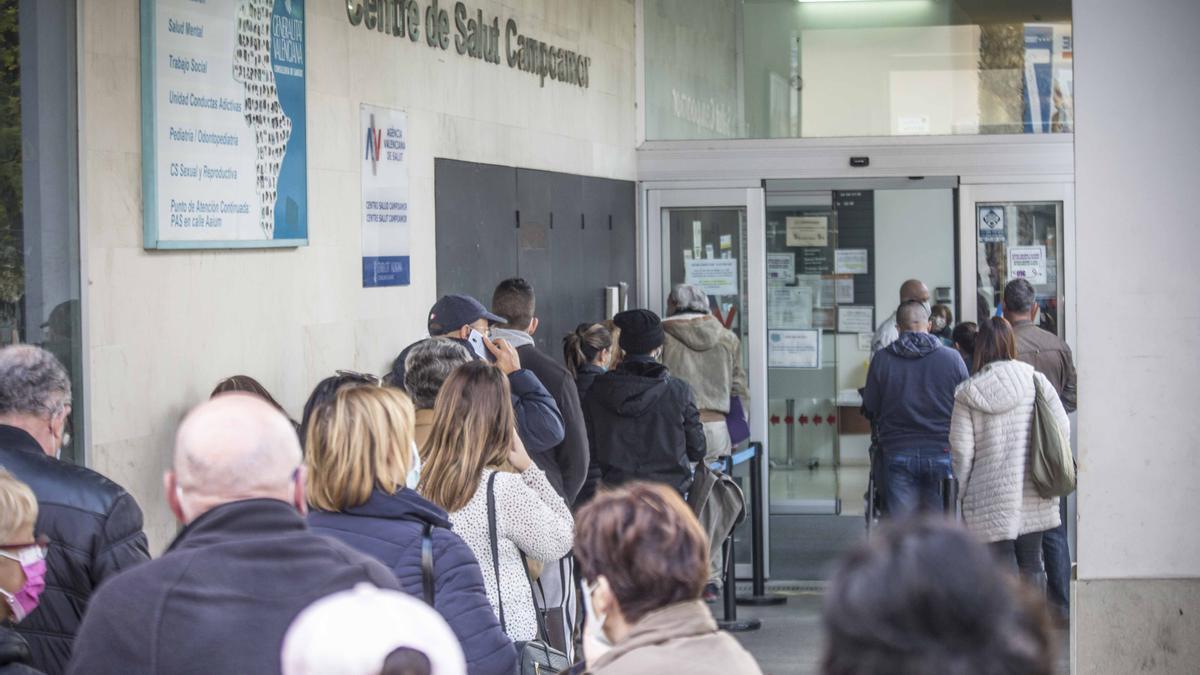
346;0;592;88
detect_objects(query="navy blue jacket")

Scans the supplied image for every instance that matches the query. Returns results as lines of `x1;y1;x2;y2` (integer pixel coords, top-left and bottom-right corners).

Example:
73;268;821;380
66;499;400;675
308;489;517;675
863;332;970;451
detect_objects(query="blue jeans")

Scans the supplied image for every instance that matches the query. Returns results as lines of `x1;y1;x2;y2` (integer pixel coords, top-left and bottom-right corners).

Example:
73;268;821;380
1043;499;1071;618
881;447;954;517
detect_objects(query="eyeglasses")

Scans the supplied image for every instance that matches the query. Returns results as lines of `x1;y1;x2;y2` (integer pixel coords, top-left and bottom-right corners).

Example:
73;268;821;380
0;534;50;565
334;370;381;385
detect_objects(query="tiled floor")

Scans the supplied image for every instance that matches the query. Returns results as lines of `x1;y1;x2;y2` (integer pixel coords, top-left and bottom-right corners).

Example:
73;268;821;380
722;594;1071;675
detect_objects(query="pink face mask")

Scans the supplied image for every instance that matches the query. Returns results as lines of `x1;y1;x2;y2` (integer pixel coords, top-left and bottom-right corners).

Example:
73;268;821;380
0;545;48;623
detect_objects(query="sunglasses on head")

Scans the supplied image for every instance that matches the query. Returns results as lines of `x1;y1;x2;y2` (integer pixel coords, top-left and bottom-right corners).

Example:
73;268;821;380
334;370;381;385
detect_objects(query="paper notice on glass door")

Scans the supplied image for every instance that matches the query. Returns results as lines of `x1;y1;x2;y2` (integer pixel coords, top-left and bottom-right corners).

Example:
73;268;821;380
1008;245;1047;284
834;249;869;275
767;253;794;286
837;306;875;334
769;330;820;369
768;287;813;329
685;258;739;296
835;277;855;303
785;216;828;247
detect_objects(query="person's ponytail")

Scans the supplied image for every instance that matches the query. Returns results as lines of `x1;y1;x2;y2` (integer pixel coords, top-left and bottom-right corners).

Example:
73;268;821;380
563;322;613;376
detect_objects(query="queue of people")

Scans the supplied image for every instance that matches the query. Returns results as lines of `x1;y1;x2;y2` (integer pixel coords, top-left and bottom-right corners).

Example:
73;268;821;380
865;276;1078;623
0;274;1069;674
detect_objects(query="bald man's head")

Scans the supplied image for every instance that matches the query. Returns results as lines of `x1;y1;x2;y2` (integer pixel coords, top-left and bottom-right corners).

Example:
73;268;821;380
167;394;304;523
896;301;931;333
899;279;930;304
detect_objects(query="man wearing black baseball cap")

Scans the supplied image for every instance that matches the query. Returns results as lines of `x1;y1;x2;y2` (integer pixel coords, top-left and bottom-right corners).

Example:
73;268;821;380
387;294;565;454
583;309;706;495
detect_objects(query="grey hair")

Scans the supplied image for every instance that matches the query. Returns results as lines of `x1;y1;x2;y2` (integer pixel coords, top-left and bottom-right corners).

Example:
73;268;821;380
1003;278;1037;314
669;283;710;314
0;345;72;417
403;338;472;410
897;301;930;327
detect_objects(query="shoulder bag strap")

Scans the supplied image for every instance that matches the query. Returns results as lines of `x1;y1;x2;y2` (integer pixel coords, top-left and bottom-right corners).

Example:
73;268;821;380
486;471;507;634
519;550;555;646
421;522;435;606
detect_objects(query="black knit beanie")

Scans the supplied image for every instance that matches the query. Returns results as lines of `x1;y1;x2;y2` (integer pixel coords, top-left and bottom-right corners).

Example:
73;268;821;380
613;309;664;355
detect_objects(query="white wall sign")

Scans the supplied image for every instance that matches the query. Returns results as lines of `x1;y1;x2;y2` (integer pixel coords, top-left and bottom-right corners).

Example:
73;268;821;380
141;0;308;249
785;216;828;247
685;258;739;296
1008;245;1047;284
361;105;411;287
769;329;821;369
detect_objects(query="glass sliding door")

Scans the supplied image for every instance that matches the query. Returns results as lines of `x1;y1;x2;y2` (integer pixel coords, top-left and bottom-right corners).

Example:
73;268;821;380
645;186;765;578
959;183;1075;348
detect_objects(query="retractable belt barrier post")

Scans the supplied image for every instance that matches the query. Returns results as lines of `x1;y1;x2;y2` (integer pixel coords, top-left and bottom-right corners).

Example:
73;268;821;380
942;476;960;520
711;452;761;632
738;442;787;607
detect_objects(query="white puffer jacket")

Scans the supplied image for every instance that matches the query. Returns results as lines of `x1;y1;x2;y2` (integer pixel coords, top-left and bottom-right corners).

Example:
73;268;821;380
950;360;1068;543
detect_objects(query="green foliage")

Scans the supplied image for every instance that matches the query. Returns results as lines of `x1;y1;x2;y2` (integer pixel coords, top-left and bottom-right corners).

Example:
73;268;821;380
0;0;23;304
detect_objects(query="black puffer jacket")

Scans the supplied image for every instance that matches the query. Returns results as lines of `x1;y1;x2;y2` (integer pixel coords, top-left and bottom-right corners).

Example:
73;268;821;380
0;626;41;675
0;426;150;675
583;356;706;495
574;364;607;506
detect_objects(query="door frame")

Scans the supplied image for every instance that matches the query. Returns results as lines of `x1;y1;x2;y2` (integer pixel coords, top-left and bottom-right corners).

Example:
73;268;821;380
642;184;768;578
957;181;1078;356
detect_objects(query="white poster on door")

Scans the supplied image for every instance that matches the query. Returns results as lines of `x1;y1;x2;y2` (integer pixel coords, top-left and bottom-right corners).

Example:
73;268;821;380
785;216;828;247
768;287;813;329
767;253;794;285
685;258;739;296
769;330;821;369
834;248;869;275
1008;245;1047;284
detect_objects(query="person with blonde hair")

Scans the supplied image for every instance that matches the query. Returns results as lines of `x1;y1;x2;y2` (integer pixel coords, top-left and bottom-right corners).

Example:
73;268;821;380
305;386;515;675
1;468;45;674
67;394;400;675
419;361;574;642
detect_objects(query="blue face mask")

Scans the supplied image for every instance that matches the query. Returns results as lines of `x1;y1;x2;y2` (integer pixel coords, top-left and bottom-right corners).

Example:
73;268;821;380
406;441;422;489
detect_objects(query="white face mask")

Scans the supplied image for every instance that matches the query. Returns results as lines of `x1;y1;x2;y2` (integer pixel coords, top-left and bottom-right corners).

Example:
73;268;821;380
582;578;614;664
931;316;947;331
406;441;422;490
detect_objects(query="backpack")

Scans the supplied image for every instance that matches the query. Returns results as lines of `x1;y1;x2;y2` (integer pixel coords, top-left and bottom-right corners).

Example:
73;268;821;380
1029;375;1076;498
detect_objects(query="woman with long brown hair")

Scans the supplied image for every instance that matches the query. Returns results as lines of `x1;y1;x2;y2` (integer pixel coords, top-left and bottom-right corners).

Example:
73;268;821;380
950;317;1070;589
304;385;516;675
419;361;574;642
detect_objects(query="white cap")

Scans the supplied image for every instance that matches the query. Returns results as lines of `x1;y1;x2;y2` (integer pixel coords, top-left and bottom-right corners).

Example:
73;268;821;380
281;583;467;675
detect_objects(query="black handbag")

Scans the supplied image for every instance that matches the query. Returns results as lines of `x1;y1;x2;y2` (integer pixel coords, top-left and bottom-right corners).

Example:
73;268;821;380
487;472;571;675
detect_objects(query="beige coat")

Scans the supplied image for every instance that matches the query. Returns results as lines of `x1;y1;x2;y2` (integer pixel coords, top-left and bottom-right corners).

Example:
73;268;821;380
590;600;762;675
950;360;1068;542
662;314;748;414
